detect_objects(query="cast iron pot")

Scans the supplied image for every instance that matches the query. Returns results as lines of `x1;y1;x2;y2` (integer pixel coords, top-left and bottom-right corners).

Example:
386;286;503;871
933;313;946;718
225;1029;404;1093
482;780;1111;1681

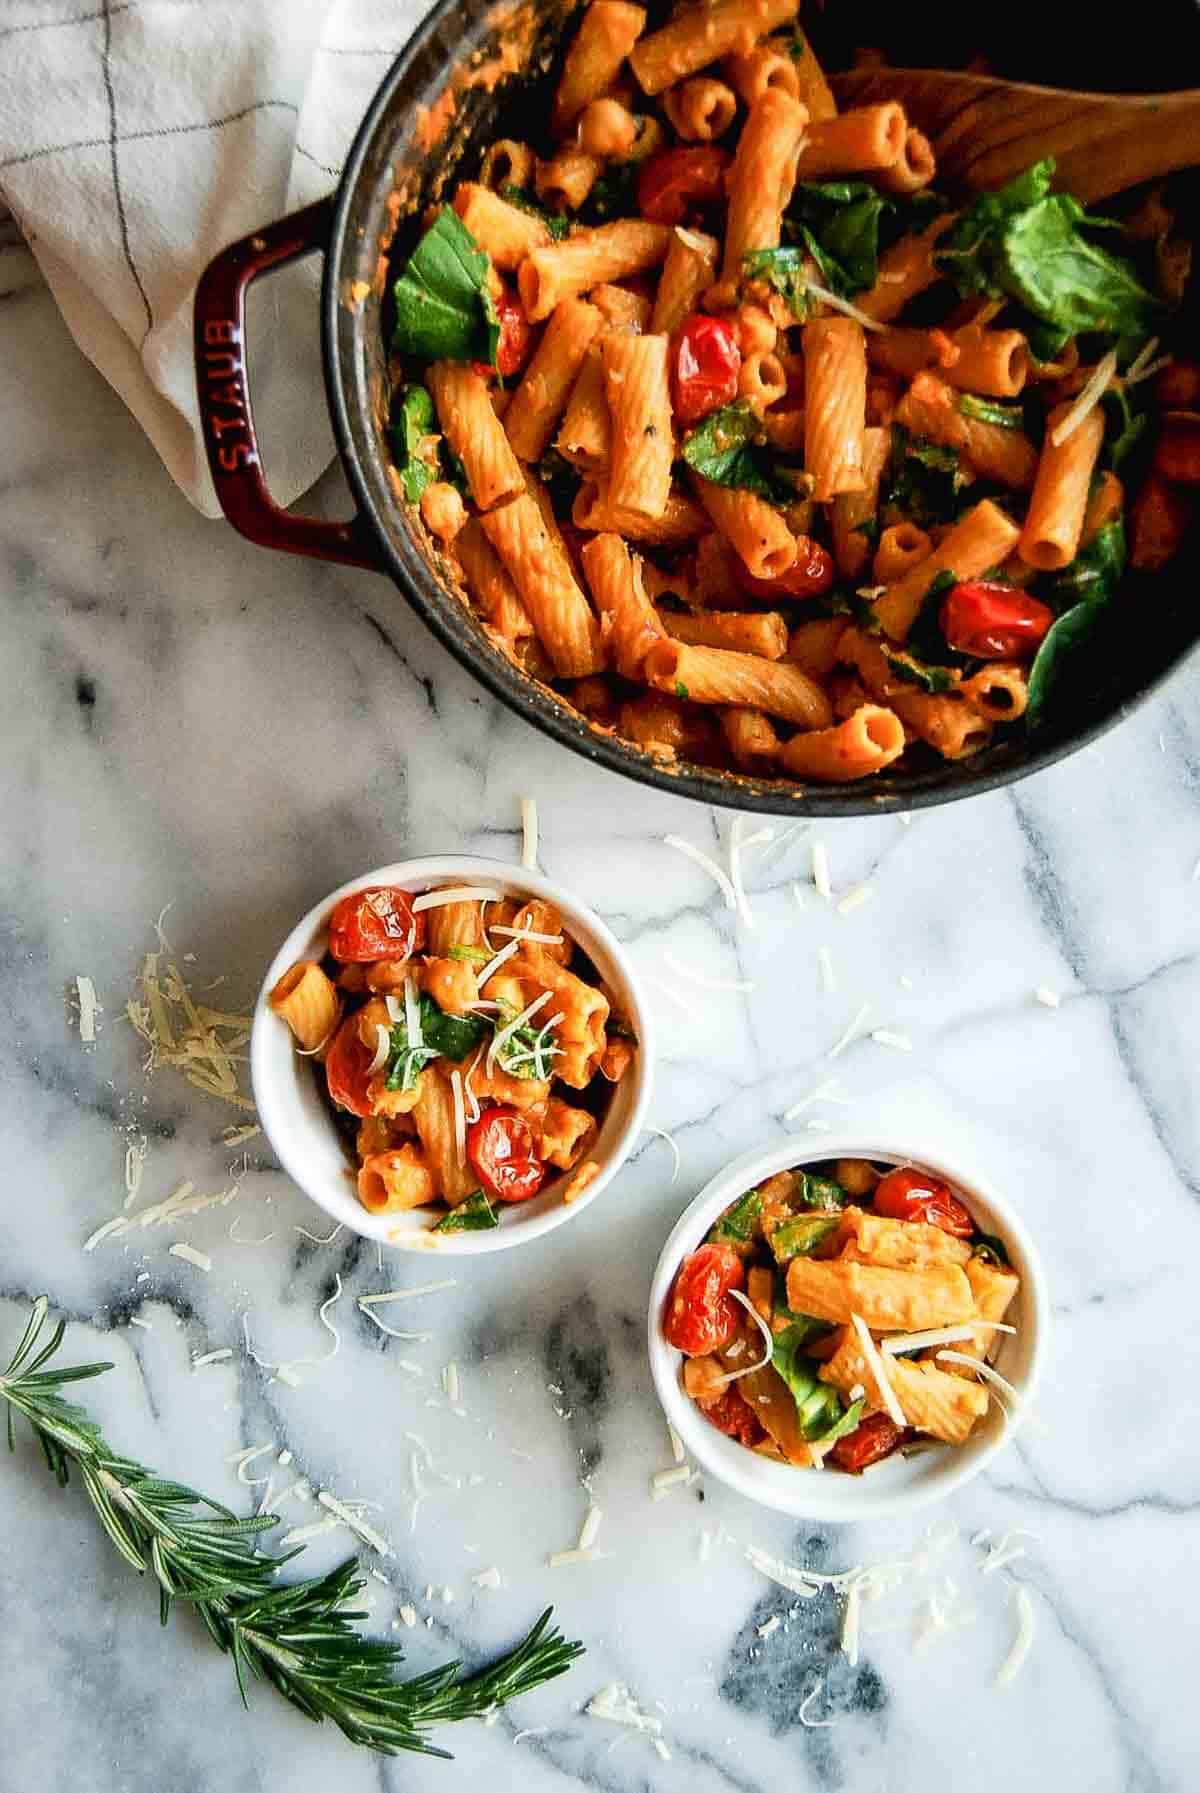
193;0;1199;818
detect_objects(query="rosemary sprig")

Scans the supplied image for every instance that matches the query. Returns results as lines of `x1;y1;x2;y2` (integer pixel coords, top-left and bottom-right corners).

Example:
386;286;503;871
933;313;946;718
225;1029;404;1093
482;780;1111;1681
2;1299;583;1755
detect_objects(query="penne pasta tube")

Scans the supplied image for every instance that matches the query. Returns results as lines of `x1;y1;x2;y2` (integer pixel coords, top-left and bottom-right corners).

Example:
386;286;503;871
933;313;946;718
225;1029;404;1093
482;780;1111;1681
793;103;906;178
873;520;932;583
629;0;799;96
480;494;606;676
720;705;782;764
804;316;868;502
691;474;798;579
960;662;1029;722
738;350;788;415
557;344;612;470
456;518;535;641
651;226;720;334
479;138;535;192
875;126;936;194
874;499;1021;641
575;478;707;544
787;615;846;680
778;704;906;781
857;213;953;323
895;371;1039;489
357;1144;436;1214
942;324;1030;398
661;607;789;657
1081;469;1124;545
643;638;833;728
419;481;466;543
602;331;675;518
830;424;889;579
428;361;524;511
453;183;549;270
554;0;647;133
840;627;991;760
536;146;602;210
519;220;672;321
504;297;604;462
591;283;654;329
724;39;801;107
269;962;340;1052
1018;401;1106;571
578;97;641;159
663;76;738;141
581;532;667;677
787;29;837;122
413;1067;476;1204
719;87;809;290
785;1256;975;1329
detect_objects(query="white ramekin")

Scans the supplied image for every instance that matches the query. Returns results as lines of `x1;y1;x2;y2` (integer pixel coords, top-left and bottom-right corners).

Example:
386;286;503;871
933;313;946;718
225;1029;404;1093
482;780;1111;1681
251;856;654;1254
647;1131;1047;1521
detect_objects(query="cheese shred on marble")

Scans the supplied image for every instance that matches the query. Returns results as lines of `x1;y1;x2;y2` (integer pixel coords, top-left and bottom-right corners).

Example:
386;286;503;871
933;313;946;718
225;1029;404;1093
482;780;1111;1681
585;1683;664;1737
75;974;100;1043
520;796;539;869
317;1491;390;1555
996;1587;1036;1686
169;1242;212;1272
663;834;738;910
125;936;255;1110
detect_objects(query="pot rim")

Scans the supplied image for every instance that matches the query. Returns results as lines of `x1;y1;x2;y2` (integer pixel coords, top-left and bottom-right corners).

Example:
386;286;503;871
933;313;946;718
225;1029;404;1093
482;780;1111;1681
318;3;1196;818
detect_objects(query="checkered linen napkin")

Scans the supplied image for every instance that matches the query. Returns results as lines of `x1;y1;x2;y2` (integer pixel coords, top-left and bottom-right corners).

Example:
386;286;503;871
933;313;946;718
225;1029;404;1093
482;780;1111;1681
0;0;429;517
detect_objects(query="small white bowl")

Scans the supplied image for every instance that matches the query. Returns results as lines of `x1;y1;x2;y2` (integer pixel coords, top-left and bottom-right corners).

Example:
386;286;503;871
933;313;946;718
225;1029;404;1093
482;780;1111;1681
252;855;654;1254
647;1131;1047;1521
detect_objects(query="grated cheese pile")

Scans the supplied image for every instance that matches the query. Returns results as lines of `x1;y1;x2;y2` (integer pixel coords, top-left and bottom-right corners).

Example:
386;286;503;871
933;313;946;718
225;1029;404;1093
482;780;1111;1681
125;928;255;1111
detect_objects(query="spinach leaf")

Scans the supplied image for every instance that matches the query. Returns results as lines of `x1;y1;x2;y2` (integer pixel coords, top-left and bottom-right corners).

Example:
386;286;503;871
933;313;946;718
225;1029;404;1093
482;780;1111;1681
1026;520;1126;725
1103;384;1148;468
769;1212;842;1264
903;567;963;667
814;1396;866;1447
884;426;972;528
772;1326;858;1441
499;185;571;240
392;209;500;366
958;393;1024;430
385;993;490;1089
786;180;890;296
743;247;812;321
792;1170;847;1211
882;646;958;694
708;1186;763;1247
492;1001;560;1080
681;402;800;504
583;162;639;224
972;1230;1011;1267
390;385;438;504
434;1189;499;1232
937;158;1161;346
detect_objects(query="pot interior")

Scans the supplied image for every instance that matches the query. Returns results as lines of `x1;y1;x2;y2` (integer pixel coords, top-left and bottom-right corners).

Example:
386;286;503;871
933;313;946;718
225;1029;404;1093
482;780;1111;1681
325;0;1199;817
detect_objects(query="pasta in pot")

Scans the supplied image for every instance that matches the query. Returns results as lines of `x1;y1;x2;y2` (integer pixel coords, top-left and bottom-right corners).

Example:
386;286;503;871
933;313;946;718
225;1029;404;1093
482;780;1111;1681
271;882;637;1230
382;16;1194;786
663;1157;1019;1471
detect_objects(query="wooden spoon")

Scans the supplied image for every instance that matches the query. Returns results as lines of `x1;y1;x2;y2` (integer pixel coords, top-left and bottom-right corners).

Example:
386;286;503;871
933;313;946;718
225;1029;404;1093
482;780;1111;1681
830;67;1200;202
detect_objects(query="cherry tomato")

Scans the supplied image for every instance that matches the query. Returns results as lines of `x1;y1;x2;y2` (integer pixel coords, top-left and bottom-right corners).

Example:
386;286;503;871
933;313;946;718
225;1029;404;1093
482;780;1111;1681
873;1166;974;1238
736;536;836;602
703;1385;763;1447
939;581;1054;661
637;146;730;226
672;314;741;426
829;1412;906;1474
664;1244;746;1357
328;886;423;964
494;287;535;378
467;1105;547;1204
324;1014;376;1118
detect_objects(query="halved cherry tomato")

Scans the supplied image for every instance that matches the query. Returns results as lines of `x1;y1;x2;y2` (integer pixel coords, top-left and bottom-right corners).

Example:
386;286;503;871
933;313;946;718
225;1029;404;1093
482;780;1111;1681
703;1384;763;1447
467;1105;546;1204
664;1243;746;1357
494;287;535;379
939;581;1054;661
829;1412;907;1474
736;536;836;602
637;146;730;226
328;886;423;964
872;1166;974;1238
324;1014;376;1118
672;314;741;425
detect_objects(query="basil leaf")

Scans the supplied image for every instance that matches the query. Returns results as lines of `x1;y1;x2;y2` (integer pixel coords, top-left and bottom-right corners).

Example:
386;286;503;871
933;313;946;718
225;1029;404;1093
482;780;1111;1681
1026;520;1126;725
937;158;1161;345
499;184;571;241
434;1189;499;1232
708;1187;763;1247
884;426;972;528
771;1326;855;1441
392;209;500;366
958;393;1024;430
769;1212;842;1264
882;647;958;694
385;993;489;1088
681;402;800;504
390;385;438;504
743;247;812;321
792;1170;847;1211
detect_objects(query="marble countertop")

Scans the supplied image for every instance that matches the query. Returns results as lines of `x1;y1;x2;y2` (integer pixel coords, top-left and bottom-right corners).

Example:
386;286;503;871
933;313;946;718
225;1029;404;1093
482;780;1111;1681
3;228;1199;1793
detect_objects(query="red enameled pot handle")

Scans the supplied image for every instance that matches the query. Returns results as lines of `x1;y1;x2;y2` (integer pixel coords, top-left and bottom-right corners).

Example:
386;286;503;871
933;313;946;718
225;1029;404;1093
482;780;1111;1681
194;198;382;569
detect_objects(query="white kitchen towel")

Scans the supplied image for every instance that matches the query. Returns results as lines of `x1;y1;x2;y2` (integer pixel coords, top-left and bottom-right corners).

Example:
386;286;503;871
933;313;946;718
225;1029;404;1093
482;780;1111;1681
0;0;430;517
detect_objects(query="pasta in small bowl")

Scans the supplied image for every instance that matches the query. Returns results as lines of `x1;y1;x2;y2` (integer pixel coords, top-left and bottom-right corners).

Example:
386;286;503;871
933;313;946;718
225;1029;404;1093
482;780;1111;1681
252;857;653;1252
647;1133;1046;1519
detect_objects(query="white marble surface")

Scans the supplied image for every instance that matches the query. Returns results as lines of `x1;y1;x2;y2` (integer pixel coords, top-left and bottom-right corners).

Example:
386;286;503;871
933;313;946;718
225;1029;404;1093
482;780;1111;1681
3;228;1200;1793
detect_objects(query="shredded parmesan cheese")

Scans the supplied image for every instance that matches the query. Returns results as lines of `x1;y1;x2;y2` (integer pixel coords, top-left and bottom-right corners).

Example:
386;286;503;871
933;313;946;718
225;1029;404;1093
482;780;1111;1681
359;1281;456;1305
811;841;832;901
487;989;553;1073
663;834;738;909
883;1321;1013;1356
586;1684;663;1736
803;277;886;331
548;1546;601;1567
818;946;837;995
663;950;754;993
668;1424;685;1466
799;1676;838;1728
827;1001;872;1061
711;1290;774;1387
520;795;539;869
996;1586;1036;1686
837;884;872;916
729;816;773;928
475;936;522;988
1034;986;1061;1009
411;885;503;912
317;1491;390;1555
75;974;100;1043
651;1465;691;1492
169;1242;212;1272
450;1069;466;1167
851;1314;906;1427
578;1505;603;1551
125;933;254;1109
366;1023;391;1076
473;1565;502;1590
490;924;563;945
192;1347;232;1367
644;1125;680;1183
936;1350;1022;1415
870;1028;913;1052
295;1220;344;1245
1050;349;1117;446
442;1361;460;1404
84;1176;241;1249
